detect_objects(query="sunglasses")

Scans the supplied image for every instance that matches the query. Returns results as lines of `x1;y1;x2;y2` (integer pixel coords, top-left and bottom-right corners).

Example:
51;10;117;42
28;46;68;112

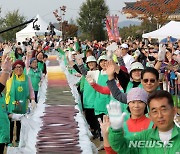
143;78;156;83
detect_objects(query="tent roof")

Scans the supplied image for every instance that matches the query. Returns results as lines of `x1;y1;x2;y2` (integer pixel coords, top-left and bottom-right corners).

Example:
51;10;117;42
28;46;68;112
16;14;61;36
142;21;180;40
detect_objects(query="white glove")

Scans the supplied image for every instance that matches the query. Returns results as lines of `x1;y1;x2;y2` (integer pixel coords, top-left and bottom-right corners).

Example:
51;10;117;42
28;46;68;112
158;44;167;61
75;57;83;65
1;57;12;72
106;42;118;52
3;45;12;55
107;50;113;60
86;75;95;84
107;101;126;130
31;100;37;110
134;50;141;57
12;113;24;121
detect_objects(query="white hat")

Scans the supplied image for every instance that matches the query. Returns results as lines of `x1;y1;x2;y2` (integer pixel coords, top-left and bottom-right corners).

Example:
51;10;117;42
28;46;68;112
86;56;97;63
71;51;77;55
97;55;107;64
130;62;144;73
120;43;128;49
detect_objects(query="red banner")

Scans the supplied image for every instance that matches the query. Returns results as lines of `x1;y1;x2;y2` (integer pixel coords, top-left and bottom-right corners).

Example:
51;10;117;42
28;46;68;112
106;15;120;41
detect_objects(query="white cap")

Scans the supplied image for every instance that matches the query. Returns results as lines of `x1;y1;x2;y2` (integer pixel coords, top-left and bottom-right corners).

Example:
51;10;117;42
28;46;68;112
130;62;144;73
97;55;107;64
120;43;128;49
71;51;77;55
86;56;97;63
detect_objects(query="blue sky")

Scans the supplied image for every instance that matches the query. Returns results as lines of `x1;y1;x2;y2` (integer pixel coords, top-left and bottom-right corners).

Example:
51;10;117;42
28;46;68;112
0;0;136;23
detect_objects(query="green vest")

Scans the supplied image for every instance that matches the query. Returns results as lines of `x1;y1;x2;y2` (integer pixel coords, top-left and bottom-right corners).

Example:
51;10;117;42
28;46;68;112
74;42;80;51
0;93;10;143
28;68;41;91
83;79;96;109
68;67;78;75
8;75;29;114
94;73;110;115
38;62;44;73
126;81;143;93
17;54;23;60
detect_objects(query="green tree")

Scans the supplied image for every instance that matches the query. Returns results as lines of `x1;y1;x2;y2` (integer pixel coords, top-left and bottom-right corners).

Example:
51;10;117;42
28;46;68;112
65;24;78;39
119;25;140;40
0;10;26;41
77;0;109;41
119;20;157;41
62;19;78;39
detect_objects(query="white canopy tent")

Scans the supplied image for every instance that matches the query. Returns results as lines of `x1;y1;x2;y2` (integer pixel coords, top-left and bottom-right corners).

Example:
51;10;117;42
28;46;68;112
16;14;62;42
142;21;180;41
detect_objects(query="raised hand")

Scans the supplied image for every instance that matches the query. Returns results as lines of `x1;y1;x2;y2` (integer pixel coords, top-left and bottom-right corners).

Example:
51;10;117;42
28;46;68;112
75;56;83;65
3;45;12;55
1;57;12;72
106;61;115;79
86;75;95;84
107;101;126;130
26;45;32;53
114;48;122;58
98;115;110;137
158;44;167;61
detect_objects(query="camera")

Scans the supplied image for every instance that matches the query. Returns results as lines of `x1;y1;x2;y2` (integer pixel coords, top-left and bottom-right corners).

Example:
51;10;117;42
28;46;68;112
22;41;28;46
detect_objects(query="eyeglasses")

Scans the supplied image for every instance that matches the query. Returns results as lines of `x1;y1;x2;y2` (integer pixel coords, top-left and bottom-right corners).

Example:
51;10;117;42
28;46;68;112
142;78;156;83
15;66;23;69
150;107;171;116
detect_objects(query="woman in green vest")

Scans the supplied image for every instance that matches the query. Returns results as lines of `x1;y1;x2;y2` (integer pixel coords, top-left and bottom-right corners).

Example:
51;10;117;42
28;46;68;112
36;51;47;75
14;47;24;60
0;57;12;153
27;57;42;103
115;61;144;93
94;55;111;150
5;60;35;145
81;56;99;139
100;87;154;154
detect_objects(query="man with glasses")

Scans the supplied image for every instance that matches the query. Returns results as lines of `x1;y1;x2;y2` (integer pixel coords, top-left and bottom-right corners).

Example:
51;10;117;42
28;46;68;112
106;66;160;104
107;90;179;154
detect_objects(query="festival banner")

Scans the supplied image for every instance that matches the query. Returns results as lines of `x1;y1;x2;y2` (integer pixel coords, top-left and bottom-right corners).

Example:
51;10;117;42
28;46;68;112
106;15;120;42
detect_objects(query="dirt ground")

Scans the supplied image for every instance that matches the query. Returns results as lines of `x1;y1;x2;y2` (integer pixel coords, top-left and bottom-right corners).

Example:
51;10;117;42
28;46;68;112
92;138;106;154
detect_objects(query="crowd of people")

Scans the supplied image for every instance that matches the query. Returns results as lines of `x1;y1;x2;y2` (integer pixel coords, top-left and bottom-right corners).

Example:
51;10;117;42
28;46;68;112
58;37;179;153
0;34;179;154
